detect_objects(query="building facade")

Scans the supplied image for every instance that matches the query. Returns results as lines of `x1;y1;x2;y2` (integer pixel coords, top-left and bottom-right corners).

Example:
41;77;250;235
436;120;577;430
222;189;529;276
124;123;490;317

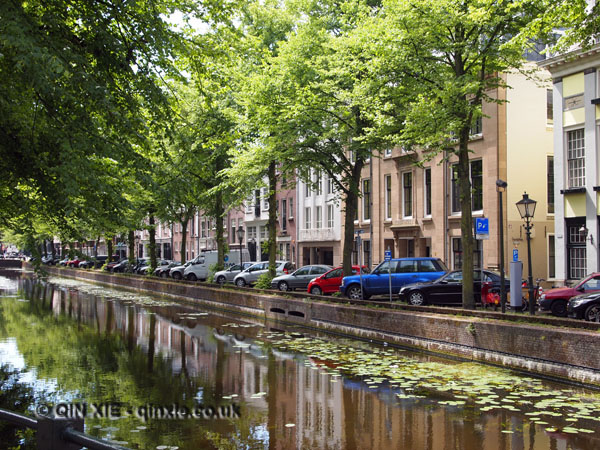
540;43;600;284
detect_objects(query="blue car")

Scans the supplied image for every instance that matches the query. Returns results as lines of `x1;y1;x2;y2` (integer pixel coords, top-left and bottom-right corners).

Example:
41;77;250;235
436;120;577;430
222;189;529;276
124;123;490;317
339;257;448;299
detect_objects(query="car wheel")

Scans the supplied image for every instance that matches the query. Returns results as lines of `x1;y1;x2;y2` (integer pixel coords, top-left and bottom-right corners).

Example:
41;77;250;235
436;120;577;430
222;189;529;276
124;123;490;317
217;276;226;284
278;281;289;291
584;303;600;322
172;272;182;280
310;286;323;296
550;299;568;317
346;285;362;300
236;278;246;288
188;273;197;282
408;291;426;306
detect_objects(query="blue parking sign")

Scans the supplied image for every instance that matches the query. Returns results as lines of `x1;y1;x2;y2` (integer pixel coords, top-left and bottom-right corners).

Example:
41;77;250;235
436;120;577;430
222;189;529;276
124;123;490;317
384;250;392;261
513;249;518;262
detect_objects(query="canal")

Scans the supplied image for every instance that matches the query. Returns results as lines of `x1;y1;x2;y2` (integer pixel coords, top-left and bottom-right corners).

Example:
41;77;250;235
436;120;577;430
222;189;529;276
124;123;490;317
0;270;599;449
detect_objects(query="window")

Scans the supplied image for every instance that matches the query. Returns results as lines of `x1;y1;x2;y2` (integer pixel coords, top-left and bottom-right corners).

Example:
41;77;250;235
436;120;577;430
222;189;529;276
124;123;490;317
384;175;392;220
384;148;392;157
363;240;371;267
289;198;294;219
547;156;554;214
315;206;322;229
470;102;483;136
569;247;587;279
247;226;256;239
471;160;482;211
567;129;585;188
451;160;483;213
262;187;269;210
316;171;322;196
402;172;413;218
325;268;342;279
305;207;311;229
231;219;236;243
305;180;311;198
424;168;432;217
452;237;482;270
349;150;356;163
201;221;207;238
327;177;335;195
260;226;267;239
547;89;553;126
327;204;334;228
362;179;371;221
548;234;555;279
281;199;287;231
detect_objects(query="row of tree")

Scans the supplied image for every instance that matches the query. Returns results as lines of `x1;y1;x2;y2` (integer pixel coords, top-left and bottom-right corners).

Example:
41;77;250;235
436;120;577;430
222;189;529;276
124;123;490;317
1;0;597;307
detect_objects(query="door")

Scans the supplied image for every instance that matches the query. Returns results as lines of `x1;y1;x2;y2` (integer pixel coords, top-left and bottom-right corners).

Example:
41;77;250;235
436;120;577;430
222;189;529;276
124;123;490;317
321;268;343;293
291;266;312;289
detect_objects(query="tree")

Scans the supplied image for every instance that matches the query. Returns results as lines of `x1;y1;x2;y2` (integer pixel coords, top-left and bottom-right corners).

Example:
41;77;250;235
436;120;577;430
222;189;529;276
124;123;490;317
364;0;562;308
240;0;387;277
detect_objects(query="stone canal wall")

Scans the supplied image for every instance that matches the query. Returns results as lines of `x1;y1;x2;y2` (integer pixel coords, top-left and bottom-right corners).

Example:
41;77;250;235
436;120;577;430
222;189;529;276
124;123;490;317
43;266;600;387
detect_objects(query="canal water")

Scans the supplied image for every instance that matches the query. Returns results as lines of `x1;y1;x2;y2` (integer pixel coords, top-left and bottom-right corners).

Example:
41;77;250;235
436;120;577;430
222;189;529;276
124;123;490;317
0;270;599;449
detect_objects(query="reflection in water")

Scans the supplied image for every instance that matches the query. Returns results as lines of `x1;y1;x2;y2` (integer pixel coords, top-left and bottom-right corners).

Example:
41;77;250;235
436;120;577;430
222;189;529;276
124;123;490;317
0;274;598;449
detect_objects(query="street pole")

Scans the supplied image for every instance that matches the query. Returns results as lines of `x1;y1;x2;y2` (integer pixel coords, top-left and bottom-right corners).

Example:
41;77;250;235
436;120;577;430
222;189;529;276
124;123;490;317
525;217;535;315
496;179;507;313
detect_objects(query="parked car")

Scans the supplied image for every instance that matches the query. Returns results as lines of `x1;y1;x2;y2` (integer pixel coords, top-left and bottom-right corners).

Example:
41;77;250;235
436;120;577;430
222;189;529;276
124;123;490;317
79;255;109;269
307;265;370;295
58;257;70;266
539;273;600;317
233;261;295;288
271;265;332;291
170;260;194;280
66;258;87;268
399;269;511;306
213;262;255;284
155;261;181;278
105;257;127;272
340;257;447;300
567;292;600;321
137;259;171;275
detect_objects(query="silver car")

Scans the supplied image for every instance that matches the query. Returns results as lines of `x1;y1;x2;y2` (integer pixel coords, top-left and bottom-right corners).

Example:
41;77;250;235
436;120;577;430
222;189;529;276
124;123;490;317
271;265;332;291
233;261;295;287
214;262;255;284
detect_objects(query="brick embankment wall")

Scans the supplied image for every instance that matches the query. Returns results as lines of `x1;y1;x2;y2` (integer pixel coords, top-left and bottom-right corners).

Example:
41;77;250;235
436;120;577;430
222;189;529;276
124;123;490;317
42;266;600;387
0;260;22;269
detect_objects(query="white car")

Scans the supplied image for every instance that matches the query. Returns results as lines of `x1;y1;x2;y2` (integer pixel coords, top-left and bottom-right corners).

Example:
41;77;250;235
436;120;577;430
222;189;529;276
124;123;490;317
232;261;295;287
214;262;256;284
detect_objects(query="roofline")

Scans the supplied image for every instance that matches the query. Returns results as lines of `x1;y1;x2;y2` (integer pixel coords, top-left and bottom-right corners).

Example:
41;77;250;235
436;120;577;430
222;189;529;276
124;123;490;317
538;43;600;77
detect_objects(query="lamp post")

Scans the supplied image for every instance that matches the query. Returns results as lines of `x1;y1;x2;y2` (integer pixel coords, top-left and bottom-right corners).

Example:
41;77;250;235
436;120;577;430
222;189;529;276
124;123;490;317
516;193;537;315
496;179;508;313
236;225;245;267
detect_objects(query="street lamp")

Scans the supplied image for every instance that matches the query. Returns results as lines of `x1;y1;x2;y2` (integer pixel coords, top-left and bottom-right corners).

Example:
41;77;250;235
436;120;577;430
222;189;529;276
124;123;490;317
516;192;537;315
236;225;245;267
496;179;507;313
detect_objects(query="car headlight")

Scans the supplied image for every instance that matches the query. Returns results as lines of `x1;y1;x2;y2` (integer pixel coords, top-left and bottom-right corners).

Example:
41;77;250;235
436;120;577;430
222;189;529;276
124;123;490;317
570;298;588;307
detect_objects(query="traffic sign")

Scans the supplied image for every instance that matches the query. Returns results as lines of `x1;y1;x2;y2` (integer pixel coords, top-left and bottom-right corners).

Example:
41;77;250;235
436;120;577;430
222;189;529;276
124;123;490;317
513;249;519;262
384;250;392;262
475;217;489;240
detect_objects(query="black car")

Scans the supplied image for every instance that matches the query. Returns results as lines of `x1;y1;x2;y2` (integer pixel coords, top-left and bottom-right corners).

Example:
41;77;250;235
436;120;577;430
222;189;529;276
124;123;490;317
567;292;600;321
399;269;511;306
154;261;180;278
79;255;109;269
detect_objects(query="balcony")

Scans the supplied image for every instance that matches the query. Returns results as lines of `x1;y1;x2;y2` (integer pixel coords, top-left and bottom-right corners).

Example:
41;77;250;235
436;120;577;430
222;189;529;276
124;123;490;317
299;228;336;242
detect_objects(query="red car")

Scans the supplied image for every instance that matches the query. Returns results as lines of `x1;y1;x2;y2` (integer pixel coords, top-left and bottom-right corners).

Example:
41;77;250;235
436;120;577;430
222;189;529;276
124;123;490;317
307;265;370;296
539;273;600;317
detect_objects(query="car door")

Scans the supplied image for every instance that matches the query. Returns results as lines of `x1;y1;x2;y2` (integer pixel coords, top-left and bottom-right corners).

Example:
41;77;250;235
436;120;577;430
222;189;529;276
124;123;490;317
364;261;399;295
308;266;329;289
248;262;267;283
322;268;343;293
290;266;312;289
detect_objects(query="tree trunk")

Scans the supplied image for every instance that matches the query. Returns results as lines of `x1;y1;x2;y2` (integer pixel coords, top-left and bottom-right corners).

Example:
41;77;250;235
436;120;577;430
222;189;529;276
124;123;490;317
128;230;135;265
342;160;364;277
180;219;188;264
149;213;157;271
106;236;113;261
94;237;99;257
268;161;277;278
215;191;225;271
459;127;475;309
